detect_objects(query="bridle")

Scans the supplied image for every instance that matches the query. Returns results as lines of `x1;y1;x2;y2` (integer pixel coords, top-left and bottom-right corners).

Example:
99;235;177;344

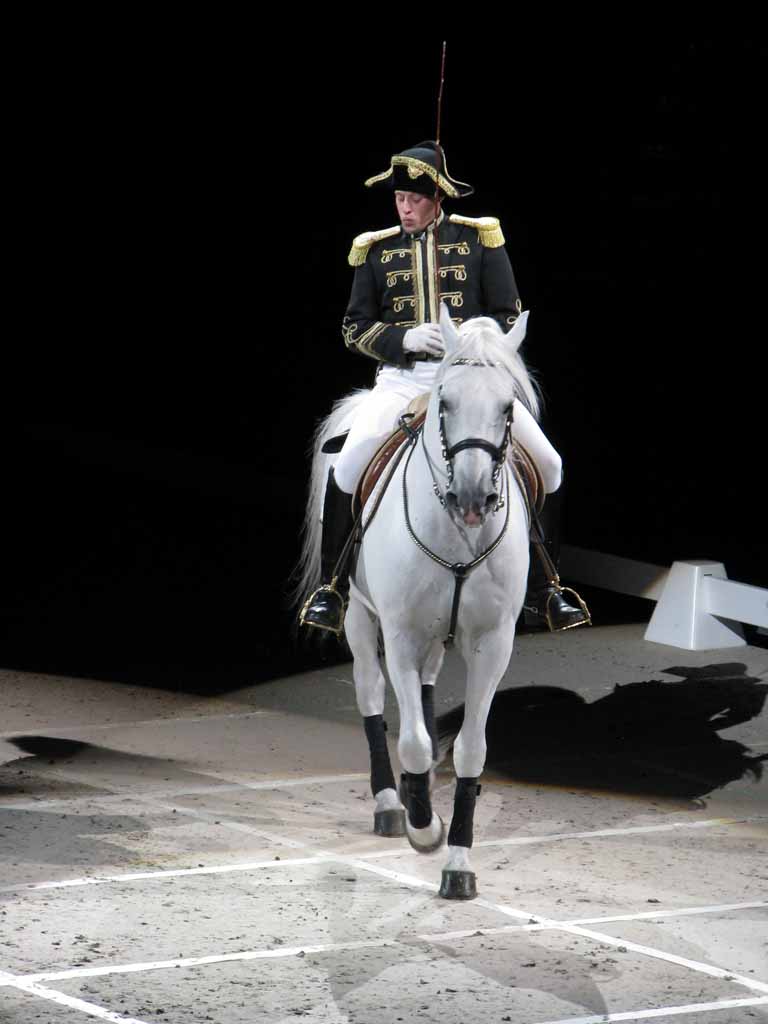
429;360;514;513
399;360;517;648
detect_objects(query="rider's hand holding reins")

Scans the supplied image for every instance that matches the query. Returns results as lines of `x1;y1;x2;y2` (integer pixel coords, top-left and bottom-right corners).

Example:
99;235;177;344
403;323;445;359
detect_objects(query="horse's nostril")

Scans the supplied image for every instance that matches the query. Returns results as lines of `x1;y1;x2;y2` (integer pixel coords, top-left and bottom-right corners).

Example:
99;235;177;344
485;492;498;509
445;491;458;508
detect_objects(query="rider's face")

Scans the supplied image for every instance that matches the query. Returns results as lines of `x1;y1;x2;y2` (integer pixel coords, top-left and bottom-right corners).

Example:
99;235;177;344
395;190;440;234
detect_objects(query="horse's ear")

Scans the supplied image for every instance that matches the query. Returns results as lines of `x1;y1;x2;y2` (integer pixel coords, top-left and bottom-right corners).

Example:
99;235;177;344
439;302;460;355
505;310;529;353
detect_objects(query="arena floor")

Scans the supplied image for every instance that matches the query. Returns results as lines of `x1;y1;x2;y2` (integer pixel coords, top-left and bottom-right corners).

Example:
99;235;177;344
1;625;766;1023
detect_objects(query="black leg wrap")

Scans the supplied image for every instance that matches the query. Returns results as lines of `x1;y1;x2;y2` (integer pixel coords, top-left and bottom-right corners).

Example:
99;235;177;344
421;685;439;762
447;777;480;848
402;770;432;829
363;715;396;797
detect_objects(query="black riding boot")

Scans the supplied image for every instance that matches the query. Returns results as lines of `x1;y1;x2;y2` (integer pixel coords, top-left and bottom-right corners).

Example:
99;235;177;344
300;468;356;634
523;487;591;632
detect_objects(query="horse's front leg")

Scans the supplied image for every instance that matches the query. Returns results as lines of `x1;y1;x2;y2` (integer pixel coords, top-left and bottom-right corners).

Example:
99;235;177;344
345;596;405;837
440;626;515;899
385;639;445;854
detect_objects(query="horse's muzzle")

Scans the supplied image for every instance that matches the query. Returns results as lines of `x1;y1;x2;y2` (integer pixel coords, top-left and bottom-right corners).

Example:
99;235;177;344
445;489;498;527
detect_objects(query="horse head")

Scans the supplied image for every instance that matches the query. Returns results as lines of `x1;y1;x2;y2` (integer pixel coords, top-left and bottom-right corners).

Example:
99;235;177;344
435;303;534;528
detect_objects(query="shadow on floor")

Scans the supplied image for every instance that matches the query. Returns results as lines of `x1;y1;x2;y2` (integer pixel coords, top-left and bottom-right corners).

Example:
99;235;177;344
0;735;288;873
437;662;768;803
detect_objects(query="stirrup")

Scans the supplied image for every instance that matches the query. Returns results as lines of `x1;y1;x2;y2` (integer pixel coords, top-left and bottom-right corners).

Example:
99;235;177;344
299;579;348;635
545;584;591;632
524;581;592;632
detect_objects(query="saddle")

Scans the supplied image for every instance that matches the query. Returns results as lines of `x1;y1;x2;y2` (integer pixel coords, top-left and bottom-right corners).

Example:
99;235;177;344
352;396;545;526
353;394;429;518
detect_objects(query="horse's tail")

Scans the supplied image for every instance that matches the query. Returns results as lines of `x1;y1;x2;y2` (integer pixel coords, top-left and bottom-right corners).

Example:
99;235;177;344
292;388;370;611
435;704;464;766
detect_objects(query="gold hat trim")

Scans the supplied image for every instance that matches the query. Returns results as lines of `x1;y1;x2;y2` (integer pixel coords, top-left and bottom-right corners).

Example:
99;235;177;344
364;157;462;199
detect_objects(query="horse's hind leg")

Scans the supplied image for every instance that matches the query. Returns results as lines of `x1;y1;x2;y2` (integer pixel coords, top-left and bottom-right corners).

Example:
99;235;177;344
345;596;405;837
421;639;444;765
440;628;514;899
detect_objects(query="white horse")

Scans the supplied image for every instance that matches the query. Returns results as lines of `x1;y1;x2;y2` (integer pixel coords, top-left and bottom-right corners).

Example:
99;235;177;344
297;305;556;899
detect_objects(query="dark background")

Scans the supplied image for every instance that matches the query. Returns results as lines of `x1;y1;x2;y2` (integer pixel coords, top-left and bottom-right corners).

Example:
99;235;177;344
2;32;764;692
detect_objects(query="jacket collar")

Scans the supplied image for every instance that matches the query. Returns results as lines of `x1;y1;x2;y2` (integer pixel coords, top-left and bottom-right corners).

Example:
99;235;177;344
403;209;446;241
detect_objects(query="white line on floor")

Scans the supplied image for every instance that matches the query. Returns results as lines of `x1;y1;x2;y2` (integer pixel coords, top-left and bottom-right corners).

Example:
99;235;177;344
14;855;332;891
11;938;400;985
416;899;768;936
178;771;369;792
531;995;768;1023
14;856;764;935
0;709;277;740
233;831;768;999
541;920;768;997
4;899;764;991
0;772;370;812
4;815;763;894
4;863;766;1007
459;885;768;997
472;816;768;849
566;900;768;926
313;858;768;997
124;792;313;850
2;976;151;1023
352;816;768;859
6;770;768;1005
6;904;768;994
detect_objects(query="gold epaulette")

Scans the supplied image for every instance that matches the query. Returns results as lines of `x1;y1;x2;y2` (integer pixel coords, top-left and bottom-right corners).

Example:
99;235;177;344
448;214;505;248
348;226;401;267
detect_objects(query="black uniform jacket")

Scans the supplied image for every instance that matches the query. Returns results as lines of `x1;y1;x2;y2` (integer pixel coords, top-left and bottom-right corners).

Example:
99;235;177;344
342;213;522;367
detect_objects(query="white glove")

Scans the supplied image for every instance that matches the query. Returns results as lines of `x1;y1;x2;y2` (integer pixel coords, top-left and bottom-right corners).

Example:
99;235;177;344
402;323;445;358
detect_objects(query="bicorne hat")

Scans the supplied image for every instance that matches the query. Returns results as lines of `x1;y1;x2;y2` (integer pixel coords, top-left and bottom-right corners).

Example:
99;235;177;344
364;140;474;199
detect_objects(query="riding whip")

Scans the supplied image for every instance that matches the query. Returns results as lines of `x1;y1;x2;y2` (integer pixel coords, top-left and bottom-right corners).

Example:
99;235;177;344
433;42;447;322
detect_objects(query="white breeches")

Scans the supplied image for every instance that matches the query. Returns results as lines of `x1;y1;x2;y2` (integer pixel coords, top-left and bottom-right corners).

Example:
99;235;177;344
510;403;563;494
334;363;438;494
333;363;563;498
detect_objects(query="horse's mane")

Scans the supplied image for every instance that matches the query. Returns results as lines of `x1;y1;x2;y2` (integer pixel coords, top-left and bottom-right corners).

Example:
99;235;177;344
437;316;541;420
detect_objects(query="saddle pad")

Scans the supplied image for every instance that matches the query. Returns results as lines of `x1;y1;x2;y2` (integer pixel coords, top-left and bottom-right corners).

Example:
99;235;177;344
509;440;546;515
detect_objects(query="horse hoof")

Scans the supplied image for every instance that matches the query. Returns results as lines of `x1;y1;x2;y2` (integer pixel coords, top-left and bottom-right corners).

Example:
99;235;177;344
374;808;406;837
439;869;477;900
405;814;445;854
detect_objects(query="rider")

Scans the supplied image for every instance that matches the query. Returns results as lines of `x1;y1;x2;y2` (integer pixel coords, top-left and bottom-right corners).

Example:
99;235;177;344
300;140;589;635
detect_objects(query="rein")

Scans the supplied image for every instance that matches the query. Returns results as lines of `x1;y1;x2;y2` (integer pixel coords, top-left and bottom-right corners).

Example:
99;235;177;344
401;424;512;649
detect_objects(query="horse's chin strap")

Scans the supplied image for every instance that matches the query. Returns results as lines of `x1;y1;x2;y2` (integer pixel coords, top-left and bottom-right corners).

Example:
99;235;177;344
402;432;511;649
